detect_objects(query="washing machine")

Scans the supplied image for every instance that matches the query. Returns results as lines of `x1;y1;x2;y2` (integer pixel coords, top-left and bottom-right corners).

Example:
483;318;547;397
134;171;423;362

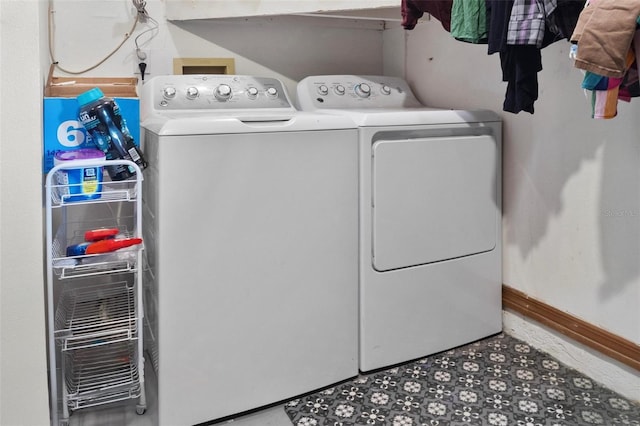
298;75;503;372
140;75;358;426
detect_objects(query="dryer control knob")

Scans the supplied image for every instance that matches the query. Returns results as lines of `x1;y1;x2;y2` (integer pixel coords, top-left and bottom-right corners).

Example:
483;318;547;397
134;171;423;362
215;84;232;101
163;87;177;99
317;85;329;96
186;87;199;99
355;83;371;98
381;85;391;95
266;87;278;98
334;85;346;95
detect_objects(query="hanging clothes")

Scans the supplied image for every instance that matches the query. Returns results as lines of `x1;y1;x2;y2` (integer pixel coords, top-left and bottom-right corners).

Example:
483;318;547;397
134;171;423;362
401;0;454;32
581;52;633;119
506;0;566;48
486;0;515;55
500;46;542;114
400;0;586;115
507;0;552;47
549;0;587;41
487;0;583;114
487;0;543;114
580;29;640;119
450;0;488;44
571;0;640;78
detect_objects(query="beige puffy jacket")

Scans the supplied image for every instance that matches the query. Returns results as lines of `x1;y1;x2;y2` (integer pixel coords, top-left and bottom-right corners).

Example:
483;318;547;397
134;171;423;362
571;0;640;78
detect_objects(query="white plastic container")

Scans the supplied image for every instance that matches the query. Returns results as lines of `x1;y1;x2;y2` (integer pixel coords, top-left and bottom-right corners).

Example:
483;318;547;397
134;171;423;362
54;149;105;202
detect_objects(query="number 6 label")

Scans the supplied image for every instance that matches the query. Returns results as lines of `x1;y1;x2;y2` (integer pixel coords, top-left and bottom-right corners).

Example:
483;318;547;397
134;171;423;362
57;120;86;147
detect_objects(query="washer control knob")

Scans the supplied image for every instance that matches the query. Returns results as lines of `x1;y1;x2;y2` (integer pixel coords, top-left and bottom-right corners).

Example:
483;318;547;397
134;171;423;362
334;85;346;95
266;87;278;98
215;84;232;101
355;83;371;98
381;85;391;95
317;85;329;96
246;87;259;99
186;86;199;99
163;87;177;99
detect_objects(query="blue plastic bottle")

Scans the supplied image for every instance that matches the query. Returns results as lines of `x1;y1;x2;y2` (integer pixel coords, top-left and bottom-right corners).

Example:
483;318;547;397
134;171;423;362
77;88;147;180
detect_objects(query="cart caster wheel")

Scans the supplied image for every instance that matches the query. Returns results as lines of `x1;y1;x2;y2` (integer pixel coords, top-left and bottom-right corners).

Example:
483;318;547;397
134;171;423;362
136;405;146;415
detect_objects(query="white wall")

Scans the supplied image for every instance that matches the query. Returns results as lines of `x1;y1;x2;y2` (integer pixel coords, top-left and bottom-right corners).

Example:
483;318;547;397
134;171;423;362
48;0;385;96
0;0;51;425
395;18;640;399
400;18;640;346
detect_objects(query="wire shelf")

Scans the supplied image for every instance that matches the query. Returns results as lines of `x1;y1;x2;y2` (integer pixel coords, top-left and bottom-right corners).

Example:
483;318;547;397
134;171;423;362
45;160;146;425
55;281;139;351
50;179;139;208
53;255;138;280
63;341;141;410
51;222;141;280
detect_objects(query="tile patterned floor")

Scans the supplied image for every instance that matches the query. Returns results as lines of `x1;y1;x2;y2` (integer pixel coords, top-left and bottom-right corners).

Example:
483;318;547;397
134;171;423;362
284;333;640;426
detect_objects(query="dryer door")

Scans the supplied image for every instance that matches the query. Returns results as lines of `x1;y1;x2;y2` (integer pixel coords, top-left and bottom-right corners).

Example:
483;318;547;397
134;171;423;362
372;135;497;271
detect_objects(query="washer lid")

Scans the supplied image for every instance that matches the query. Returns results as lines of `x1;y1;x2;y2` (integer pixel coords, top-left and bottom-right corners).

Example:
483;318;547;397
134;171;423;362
141;111;357;135
372;134;498;271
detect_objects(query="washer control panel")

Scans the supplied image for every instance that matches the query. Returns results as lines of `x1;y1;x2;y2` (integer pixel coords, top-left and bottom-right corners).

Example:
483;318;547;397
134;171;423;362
142;75;295;114
297;75;423;110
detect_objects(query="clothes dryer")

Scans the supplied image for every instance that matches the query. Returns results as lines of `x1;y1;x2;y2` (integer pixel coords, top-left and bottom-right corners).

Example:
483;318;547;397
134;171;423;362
141;75;358;425
298;75;503;372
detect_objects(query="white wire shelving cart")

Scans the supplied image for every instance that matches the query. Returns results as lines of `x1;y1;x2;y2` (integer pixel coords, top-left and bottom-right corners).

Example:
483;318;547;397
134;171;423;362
45;159;146;426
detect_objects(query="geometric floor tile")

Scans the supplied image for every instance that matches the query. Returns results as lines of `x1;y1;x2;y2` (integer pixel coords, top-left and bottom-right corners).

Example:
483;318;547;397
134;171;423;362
284;333;640;425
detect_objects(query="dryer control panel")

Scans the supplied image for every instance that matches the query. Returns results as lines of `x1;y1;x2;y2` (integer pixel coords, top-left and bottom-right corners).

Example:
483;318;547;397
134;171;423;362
141;75;295;119
297;75;423;110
